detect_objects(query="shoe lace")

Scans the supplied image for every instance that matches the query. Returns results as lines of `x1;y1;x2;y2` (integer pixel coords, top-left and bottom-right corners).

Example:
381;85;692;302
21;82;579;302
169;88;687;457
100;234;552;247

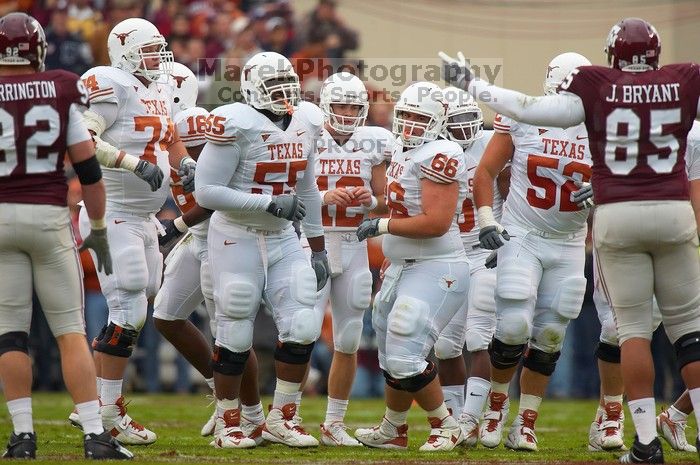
116;399;146;432
483;411;502;433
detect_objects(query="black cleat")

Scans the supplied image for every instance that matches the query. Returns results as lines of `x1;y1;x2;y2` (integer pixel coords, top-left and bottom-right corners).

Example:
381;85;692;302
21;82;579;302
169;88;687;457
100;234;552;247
83;431;133;460
619;436;664;463
3;432;36;459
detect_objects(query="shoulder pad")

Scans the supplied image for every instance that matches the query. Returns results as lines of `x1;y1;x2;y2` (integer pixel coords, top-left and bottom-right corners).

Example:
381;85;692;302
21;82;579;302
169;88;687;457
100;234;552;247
80;66;128;104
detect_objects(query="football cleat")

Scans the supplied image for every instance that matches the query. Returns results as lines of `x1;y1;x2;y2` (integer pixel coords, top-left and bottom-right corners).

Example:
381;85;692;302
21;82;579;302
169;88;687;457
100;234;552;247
241;412;265;446
3;432;36;459
419;415;464;451
201;408;217;437
69;409;82;429
262;403;318;447
355;417;408;450
505;409;538;451
459;414;480;447
101;397;157;445
320;422;362;446
84;431;134;459
619;436;664;463
589;401;625;451
213;409;257;449
656;408;697;452
479;391;509;448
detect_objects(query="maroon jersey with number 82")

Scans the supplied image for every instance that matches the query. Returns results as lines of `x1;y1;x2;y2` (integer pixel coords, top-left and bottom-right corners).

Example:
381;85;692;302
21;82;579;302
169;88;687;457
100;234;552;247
561;63;700;204
0;69;88;206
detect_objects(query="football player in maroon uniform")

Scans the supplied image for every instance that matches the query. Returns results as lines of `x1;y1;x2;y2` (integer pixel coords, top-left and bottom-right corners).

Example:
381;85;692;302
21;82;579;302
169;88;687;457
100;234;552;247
442;17;700;463
0;12;131;460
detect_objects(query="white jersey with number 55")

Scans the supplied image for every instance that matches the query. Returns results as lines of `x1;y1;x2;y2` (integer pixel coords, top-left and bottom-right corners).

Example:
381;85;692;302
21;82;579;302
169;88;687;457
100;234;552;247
383;138;469;261
316;125;394;231
81;66;175;214
495;114;592;234
203;101;324;232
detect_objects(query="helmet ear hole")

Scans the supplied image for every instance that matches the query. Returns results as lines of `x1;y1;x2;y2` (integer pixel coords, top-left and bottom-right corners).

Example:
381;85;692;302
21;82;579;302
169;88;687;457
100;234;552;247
174;97;180;103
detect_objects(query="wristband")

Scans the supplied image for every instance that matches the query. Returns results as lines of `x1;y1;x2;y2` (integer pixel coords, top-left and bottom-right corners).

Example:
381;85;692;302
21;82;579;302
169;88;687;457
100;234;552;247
319;190;328;206
378;218;391;235
477;206;497;229
174;216;188;232
367;195;378;211
90;217;107;230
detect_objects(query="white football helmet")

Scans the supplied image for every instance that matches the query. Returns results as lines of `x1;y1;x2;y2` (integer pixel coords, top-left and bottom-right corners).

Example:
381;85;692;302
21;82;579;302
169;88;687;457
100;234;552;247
442;86;482;147
543;52;591;95
240;52;300;115
169;62;198;113
108;17;173;82
392;82;447;148
319;72;369;134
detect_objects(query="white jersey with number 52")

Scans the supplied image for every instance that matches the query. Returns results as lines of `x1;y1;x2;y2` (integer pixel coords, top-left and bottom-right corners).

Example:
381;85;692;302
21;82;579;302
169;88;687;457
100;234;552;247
383;138;469;261
316;125;394;231
495;114;592;234
81;66;175;214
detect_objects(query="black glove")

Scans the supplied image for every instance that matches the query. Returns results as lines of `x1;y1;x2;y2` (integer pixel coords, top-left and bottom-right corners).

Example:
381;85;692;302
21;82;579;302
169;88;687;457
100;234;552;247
479;225;510;250
158;219;186;248
310;250;330;291
134;159;164;192
571;181;594;209
485;250;498;269
439;51;473;90
356;218;382;242
80;228;113;275
178;157;196;193
266;194;306;221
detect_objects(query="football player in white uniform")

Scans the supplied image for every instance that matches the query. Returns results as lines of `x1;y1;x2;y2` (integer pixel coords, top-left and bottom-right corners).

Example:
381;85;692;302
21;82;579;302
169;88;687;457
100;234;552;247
194;51;330;449
472;53;593;451
433;86;504;446
74;18;194;445
151;62;266;443
309;72;393;446
353;82;470;452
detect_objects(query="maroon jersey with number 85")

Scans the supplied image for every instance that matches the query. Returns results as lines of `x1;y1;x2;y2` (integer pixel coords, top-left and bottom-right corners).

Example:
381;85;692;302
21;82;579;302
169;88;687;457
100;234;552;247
0;69;88;206
561;63;700;204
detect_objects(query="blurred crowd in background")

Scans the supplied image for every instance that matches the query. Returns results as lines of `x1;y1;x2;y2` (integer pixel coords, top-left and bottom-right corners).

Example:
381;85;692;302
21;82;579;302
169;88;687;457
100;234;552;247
5;0;684;402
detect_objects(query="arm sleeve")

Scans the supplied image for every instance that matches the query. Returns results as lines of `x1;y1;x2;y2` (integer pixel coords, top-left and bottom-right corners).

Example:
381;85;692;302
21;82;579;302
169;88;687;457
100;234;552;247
297;142;324;238
468;78;586;127
687;127;700;181
66;104;92;146
194;142;273;212
86;101;118;134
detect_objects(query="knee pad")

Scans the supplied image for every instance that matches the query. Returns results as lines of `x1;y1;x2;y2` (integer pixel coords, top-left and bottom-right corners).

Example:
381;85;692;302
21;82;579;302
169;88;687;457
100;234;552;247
219;275;258;319
274;341;315;365
289;262;317;308
91;324;108;350
146;251;163;299
216;319;254;353
674;331;700;369
531;323;568;353
112;289;148;330
211;346;249;376
94;323;139;358
289;307;322;344
397;360;437;392
115;247;148;291
523;347;560;376
496;264;533;301
552;277;587;320
600;316;619;347
0;331;29;356
334;319;363;354
346;269;373;311
382;369;406;391
596;342;621;363
387;296;429;338
496;312;531;346
434;334;464;360
488;337;526;370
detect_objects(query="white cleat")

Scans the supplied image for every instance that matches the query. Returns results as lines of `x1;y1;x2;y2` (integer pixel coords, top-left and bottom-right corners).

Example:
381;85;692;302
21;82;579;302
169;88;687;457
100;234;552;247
213;409;257;449
479;391;509;448
68;409;82;429
201;407;217;437
241;413;265;446
101;397;157;445
459;414;480;447
354;417;408;450
657;408;697;452
419;415;464;451
505;409;538;452
588;401;625;451
320;422;362;446
262;404;318;447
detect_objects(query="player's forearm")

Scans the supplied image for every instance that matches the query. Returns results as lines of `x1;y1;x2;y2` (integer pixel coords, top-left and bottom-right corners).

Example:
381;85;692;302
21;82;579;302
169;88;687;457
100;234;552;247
474;165;496;208
194;185;272;213
93;136;141;171
468;79;585;127
181;204;213;228
297;166;325;238
690;180;700;234
81;181;107;227
306;234;325;252
168;140;191;168
384;213;452;239
372;194;388;215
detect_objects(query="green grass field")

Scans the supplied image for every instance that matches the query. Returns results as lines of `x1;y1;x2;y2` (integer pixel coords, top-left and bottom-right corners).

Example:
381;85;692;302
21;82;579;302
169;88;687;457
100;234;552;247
1;393;696;464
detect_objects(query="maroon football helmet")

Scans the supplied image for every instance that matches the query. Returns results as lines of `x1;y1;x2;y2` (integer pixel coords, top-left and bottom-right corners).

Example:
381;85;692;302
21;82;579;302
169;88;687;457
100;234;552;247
0;12;47;71
605;18;660;70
